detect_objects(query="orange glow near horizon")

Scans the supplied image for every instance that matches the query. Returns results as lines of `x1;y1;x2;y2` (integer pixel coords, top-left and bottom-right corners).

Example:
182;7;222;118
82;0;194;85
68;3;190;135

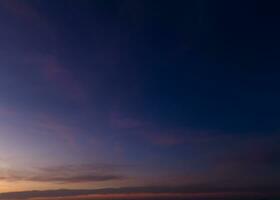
0;0;279;198
29;192;270;200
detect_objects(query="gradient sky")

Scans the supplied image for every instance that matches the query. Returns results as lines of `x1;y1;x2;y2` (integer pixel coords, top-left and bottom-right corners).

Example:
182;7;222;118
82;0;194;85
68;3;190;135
0;0;279;199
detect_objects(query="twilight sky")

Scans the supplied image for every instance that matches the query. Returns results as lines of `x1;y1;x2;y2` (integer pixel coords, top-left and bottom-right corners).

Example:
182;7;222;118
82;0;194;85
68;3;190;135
0;0;279;199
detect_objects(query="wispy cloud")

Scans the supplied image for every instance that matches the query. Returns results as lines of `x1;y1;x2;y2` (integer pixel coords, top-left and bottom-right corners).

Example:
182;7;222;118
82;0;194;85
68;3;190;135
110;111;144;129
208;134;280;183
0;163;126;184
37;163;130;176
0;0;41;23
146;132;185;146
0;0;87;104
141;128;224;147
26;54;88;103
0;105;81;148
35;114;80;148
107;110;229;147
0;0;57;44
8;174;122;183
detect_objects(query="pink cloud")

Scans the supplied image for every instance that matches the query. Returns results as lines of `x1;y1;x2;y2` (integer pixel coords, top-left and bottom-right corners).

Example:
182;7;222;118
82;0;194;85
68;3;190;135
0;0;40;23
35;114;78;148
0;106;18;117
110;111;143;129
147;133;185;146
0;0;57;41
142;129;218;146
0;105;82;149
108;111;224;147
41;56;87;102
26;54;88;103
0;1;83;103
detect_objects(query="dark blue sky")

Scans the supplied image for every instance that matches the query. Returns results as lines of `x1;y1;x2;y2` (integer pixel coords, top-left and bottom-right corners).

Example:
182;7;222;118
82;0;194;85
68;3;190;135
0;0;279;197
31;0;280;133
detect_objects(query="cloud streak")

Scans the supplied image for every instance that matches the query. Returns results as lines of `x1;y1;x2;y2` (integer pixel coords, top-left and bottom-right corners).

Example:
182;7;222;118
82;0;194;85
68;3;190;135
27;54;88;104
0;0;87;104
0;186;278;200
0;164;126;184
110;111;144;129
0;0;41;24
0;105;81;148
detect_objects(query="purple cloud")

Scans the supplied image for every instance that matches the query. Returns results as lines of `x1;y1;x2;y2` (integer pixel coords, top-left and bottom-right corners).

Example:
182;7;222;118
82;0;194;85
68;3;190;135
0;164;126;184
27;55;88;103
110;111;143;129
0;105;82;148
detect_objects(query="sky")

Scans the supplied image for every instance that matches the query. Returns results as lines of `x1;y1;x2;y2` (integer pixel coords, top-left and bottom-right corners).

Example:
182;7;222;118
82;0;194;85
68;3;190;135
0;0;279;199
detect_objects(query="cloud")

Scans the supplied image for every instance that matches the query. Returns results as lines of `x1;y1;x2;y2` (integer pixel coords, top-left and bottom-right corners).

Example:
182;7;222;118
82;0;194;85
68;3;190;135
0;186;278;200
0;1;85;103
22;174;122;183
146;132;185;146
40;57;87;102
0;106;18;117
37;163;130;176
0;105;81;148
135;127;280;186
0;0;41;23
26;54;87;103
141;129;225;146
0;0;57;44
0;164;126;184
35;114;80;148
110;111;144;129
213;134;280;170
107;110;233;147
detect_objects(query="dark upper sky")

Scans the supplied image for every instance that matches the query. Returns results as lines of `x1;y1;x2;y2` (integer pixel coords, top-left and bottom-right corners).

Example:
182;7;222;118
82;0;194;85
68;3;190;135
0;0;279;197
